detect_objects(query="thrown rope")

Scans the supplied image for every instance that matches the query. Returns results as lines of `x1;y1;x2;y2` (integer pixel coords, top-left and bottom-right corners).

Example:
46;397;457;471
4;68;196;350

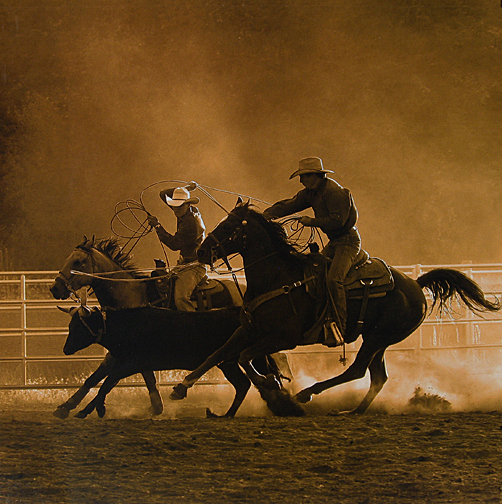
70;261;203;283
109;180;323;296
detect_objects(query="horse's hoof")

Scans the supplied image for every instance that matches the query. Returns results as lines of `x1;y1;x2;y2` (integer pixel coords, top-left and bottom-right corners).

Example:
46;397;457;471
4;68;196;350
52;406;70;420
259;388;306;417
295;390;313;404
149;405;164;417
169;384;188;401
97;406;106;418
74;410;87;419
149;393;164;416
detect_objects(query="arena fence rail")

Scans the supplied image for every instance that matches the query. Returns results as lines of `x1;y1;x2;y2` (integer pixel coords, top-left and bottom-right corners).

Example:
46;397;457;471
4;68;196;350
0;264;501;390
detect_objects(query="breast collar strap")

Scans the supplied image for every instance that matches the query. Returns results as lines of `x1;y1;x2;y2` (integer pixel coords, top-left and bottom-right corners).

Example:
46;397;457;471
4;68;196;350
242;275;315;318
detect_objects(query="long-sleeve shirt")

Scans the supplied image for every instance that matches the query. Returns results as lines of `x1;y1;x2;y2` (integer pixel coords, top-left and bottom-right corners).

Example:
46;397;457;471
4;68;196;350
262;178;358;240
156;207;206;264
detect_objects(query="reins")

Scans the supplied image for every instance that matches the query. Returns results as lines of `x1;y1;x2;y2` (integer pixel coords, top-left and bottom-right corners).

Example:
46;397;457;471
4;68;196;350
206;208;318;322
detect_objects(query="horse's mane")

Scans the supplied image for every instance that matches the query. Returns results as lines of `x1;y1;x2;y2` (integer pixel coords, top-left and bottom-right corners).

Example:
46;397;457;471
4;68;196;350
78;237;141;276
237;203;308;262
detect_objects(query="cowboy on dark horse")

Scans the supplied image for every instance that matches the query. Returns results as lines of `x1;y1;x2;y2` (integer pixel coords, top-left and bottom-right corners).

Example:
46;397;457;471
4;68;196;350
263;157;361;346
147;183;207;311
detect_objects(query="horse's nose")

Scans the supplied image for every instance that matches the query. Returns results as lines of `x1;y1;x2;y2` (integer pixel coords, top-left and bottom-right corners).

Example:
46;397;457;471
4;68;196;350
50;278;69;299
49;282;62;298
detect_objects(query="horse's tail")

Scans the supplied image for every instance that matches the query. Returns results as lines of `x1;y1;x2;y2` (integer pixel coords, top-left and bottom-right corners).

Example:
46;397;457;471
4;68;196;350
417;268;500;315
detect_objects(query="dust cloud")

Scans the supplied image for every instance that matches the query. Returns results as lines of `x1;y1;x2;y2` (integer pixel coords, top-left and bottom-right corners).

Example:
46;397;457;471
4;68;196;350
1;1;501;270
289;349;502;415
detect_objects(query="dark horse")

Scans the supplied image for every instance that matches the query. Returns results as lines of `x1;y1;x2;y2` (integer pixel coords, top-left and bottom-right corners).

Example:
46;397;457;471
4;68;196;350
49;237;245;419
170;200;500;415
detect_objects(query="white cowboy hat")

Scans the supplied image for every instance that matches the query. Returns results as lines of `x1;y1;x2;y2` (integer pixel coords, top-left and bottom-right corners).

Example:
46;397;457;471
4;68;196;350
163;187;200;207
289;157;334;179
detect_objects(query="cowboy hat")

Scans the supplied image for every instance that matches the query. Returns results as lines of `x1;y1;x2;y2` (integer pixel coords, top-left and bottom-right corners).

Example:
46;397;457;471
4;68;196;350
289;157;334;179
163;187;200;207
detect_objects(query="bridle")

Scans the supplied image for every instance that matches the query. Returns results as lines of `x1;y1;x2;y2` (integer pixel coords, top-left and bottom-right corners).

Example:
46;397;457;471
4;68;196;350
55;246;95;298
206;210;249;271
205;210;251;299
205;210;315;322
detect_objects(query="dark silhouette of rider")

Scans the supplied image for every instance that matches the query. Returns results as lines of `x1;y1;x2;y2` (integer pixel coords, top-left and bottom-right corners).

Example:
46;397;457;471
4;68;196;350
147;184;206;311
263;157;361;346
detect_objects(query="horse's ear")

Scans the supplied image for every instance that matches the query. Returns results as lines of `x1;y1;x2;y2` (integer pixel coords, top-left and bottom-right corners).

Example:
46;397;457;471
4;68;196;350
236;196;244;206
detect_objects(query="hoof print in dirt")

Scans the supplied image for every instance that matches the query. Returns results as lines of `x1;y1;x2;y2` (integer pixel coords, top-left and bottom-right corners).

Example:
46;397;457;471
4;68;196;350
259;387;306;417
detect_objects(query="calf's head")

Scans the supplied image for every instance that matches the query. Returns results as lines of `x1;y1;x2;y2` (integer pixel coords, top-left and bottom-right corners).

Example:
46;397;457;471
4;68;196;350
58;305;103;355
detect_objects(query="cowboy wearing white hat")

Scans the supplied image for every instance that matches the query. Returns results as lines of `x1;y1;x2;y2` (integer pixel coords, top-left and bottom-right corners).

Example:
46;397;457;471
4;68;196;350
147;183;207;311
263;157;361;346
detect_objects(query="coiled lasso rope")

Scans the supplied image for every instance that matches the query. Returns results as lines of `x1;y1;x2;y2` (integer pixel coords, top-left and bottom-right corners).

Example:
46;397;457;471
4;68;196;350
110;179;322;275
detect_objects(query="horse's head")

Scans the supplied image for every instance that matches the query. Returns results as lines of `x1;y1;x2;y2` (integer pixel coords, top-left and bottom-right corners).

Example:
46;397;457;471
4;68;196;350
197;198;251;266
50;236;135;300
58;304;103;355
50;237;98;299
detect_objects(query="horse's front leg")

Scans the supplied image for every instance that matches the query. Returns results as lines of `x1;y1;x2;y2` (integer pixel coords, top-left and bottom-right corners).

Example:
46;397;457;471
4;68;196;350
239;345;282;391
170;326;254;401
238;339;305;417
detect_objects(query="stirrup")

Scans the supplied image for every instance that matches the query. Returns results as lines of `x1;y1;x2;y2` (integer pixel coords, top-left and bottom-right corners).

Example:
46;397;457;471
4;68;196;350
323;321;344;348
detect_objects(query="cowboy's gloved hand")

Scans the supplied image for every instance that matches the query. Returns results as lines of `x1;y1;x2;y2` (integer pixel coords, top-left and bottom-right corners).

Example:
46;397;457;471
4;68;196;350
299;216;314;226
185;181;197;191
147;215;159;228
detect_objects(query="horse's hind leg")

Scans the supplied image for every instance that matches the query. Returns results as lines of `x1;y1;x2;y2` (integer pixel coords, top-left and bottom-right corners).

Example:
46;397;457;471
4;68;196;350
349;348;388;414
53;353;114;419
142;371;163;416
295;341;377;404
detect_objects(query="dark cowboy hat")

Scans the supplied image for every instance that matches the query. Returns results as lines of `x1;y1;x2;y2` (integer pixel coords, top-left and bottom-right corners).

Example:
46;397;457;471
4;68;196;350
289;157;334;179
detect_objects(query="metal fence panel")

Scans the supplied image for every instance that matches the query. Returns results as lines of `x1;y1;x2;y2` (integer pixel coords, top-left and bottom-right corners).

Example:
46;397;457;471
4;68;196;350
0;265;501;389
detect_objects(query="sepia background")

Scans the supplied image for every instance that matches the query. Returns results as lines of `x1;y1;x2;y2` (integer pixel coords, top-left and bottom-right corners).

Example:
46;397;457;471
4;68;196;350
1;0;501;271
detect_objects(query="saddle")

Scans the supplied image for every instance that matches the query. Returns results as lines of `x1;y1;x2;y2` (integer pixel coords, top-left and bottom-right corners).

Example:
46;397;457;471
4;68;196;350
302;248;394;345
150;270;234;311
191;276;228;310
304;248;394;300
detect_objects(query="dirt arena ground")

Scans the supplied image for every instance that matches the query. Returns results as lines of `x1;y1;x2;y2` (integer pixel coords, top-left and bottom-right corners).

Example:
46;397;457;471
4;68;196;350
1;385;502;504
